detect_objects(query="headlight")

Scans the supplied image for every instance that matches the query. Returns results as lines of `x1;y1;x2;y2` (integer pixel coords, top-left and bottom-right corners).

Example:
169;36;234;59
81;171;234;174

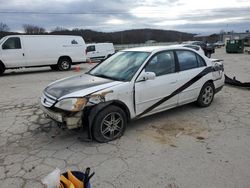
55;98;87;112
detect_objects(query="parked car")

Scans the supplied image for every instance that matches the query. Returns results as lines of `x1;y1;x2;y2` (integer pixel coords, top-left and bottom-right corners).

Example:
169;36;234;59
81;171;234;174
86;43;115;62
176;44;205;55
183;41;215;58
214;41;225;48
40;46;224;142
0;35;87;75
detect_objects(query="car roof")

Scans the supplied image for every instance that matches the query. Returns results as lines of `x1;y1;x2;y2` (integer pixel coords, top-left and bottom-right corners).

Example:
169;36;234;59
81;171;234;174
172;44;200;48
122;45;198;53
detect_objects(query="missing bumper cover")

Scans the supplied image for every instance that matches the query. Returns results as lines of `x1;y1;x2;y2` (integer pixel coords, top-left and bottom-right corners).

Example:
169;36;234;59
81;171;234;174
41;105;83;129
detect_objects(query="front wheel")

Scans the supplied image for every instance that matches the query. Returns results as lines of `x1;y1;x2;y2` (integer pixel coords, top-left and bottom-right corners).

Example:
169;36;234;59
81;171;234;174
196;82;215;107
57;58;71;71
92;105;127;143
0;63;5;75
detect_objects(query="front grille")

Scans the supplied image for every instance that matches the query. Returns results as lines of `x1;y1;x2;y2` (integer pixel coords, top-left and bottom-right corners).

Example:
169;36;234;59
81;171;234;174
41;92;57;107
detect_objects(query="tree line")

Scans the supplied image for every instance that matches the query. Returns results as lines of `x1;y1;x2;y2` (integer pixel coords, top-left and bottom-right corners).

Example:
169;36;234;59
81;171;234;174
0;22;195;44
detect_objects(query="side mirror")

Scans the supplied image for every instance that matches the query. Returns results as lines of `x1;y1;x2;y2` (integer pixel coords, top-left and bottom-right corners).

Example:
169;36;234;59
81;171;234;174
137;71;156;82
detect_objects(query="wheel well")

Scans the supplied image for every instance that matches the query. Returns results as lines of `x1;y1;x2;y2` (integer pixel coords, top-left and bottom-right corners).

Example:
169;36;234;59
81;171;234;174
204;80;215;89
58;56;72;64
0;60;5;69
109;101;131;122
87;100;131;127
198;80;215;97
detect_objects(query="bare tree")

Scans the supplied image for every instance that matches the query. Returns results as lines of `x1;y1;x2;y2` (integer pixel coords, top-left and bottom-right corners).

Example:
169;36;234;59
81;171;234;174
0;22;10;32
52;26;68;32
23;24;46;34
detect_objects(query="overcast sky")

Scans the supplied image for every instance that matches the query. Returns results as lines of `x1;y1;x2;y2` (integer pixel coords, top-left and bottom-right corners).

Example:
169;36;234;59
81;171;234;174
0;0;250;34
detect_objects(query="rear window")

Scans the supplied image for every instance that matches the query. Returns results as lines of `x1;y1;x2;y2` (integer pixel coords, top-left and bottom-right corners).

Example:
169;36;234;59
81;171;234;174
86;45;95;52
196;55;206;67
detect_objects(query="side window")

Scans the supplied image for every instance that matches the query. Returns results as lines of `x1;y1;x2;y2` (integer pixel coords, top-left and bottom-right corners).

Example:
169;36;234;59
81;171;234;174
2;37;21;50
196;54;206;67
145;51;175;76
86;45;95;52
176;50;199;71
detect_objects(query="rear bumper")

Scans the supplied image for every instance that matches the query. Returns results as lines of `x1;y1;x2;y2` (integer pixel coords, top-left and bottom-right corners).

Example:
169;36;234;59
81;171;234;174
40;105;83;129
72;61;86;65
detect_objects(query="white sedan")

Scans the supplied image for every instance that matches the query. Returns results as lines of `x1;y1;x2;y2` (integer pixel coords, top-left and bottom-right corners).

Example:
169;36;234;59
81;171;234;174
41;46;224;142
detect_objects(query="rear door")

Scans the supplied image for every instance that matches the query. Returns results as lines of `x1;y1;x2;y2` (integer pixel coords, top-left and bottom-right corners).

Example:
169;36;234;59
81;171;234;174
135;50;180;116
1;36;26;68
86;45;96;59
175;50;207;105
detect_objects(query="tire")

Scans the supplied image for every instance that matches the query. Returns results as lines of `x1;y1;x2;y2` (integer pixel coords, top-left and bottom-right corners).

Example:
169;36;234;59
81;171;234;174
0;63;5;75
50;65;59;71
92;105;127;143
196;82;215;107
57;58;71;71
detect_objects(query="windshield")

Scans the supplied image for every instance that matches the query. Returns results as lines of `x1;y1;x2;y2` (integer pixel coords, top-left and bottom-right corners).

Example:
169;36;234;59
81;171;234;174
89;51;150;81
0;37;6;45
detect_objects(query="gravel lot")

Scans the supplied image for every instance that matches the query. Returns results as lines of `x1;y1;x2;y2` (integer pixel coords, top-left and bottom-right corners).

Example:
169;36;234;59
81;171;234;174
0;47;250;188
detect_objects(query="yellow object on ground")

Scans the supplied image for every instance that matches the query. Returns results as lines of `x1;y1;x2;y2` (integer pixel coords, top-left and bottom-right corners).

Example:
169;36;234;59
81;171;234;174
68;171;84;188
60;175;75;188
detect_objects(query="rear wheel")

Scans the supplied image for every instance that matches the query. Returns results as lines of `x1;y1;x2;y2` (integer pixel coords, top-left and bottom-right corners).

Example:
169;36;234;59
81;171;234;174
197;82;215;107
92;105;127;143
57;58;71;71
0;63;5;75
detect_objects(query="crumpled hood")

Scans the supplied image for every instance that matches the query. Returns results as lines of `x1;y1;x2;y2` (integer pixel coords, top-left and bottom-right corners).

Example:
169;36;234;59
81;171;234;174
45;73;121;99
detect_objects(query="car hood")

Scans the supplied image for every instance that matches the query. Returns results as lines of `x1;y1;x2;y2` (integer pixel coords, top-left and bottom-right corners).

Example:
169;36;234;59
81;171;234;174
44;73;122;99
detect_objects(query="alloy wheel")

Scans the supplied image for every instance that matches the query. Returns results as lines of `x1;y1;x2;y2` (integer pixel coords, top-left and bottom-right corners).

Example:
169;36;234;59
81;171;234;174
101;112;124;140
202;86;214;105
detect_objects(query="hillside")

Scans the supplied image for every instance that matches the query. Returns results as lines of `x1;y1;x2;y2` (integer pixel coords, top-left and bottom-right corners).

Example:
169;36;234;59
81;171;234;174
0;29;195;44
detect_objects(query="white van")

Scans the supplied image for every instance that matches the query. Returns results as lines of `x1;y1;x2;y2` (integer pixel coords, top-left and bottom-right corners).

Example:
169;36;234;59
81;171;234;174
0;35;87;75
86;43;115;62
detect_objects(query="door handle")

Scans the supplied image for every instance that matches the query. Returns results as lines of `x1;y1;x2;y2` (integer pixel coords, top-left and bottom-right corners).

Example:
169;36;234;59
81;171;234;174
22;53;25;56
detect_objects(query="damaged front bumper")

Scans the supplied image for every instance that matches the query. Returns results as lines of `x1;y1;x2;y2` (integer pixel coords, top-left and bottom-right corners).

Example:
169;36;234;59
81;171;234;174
40;105;83;129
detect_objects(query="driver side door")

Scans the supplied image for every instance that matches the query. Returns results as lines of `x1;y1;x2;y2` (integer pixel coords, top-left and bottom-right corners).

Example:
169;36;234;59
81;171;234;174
1;37;26;68
134;50;180;117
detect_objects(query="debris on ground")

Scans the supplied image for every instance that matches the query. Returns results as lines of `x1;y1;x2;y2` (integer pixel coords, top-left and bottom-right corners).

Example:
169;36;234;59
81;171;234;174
196;130;209;140
225;75;250;88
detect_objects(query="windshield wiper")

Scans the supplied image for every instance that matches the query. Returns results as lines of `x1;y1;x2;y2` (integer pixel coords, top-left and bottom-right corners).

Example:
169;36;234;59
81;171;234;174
93;73;116;80
92;73;126;81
